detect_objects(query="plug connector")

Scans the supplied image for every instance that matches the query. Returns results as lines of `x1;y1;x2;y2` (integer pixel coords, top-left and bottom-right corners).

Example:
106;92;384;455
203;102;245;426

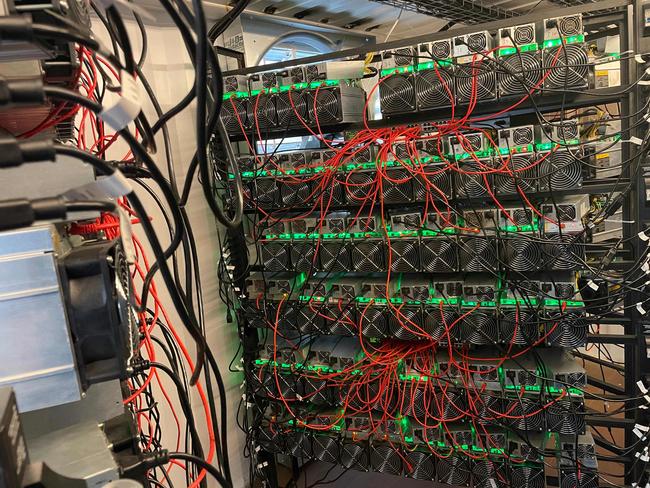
0;135;54;168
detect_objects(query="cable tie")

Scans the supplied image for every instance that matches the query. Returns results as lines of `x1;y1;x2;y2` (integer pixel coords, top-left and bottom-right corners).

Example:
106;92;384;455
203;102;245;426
226;265;235;271
644;112;650;121
638;80;650;85
234;287;241;292
640;231;650;242
63;169;132;201
637;424;650;432
640;404;648;409
246;402;253;409
257;462;269;469
637;302;647;315
587;279;599;291
240;382;245;389
296;394;303;401
645;67;650;76
642;453;649;462
642;261;650;273
645;482;650;488
489;480;497;488
634;427;644;439
638;380;648;394
636;54;645;63
100;71;141;131
240;358;244;363
255;445;261;453
645;394;650;404
118;207;137;264
241;393;246;400
630;136;644;145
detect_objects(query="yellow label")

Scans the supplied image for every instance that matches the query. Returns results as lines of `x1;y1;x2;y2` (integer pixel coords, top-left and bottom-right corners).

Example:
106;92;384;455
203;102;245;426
596;153;609;159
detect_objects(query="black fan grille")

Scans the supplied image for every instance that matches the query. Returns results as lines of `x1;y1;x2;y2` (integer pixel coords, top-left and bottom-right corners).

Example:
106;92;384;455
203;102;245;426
346;171;376;202
467;33;488;52
546;234;584;270
415;67;454;109
312;435;340;463
543;44;589;89
546;312;587;348
319;242;352;272
296;307;327;334
504;239;543;271
246;94;276;128
499;52;542;96
394;47;414;66
370;444;402;475
414;165;453;201
460;237;497;272
547;400;585;434
421;238;458;272
406;451;436;480
424;308;459;343
511;465;545;488
290;242;317;272
220;98;248;132
380;74;416;114
303;377;330;405
361;307;387;338
276;91;308;127
254;179;278;206
513;24;535;44
539;150;582;191
472;460;507;488
279;179;311;207
460;311;498;345
328;305;357;336
286;431;313;458
495;153;538;194
507;398;544;431
514;127;534;145
323;177;347;205
258;427;284;453
390;239;420;272
352;241;385;272
455;160;492;198
389;308;422;340
500;310;539;345
561;470;598;488
436;456;470;485
558;15;582;36
308;88;341;125
290;66;305;83
261;242;289;271
341;442;369;471
382;169;414;203
455;62;497;103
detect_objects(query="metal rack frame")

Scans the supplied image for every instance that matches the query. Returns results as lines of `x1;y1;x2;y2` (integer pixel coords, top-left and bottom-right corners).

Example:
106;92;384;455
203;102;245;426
222;0;650;485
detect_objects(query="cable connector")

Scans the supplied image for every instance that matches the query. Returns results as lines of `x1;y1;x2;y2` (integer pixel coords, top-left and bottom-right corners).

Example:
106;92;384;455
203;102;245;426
0;76;45;106
118;449;169;479
0;16;33;42
0;135;54;168
127;359;151;375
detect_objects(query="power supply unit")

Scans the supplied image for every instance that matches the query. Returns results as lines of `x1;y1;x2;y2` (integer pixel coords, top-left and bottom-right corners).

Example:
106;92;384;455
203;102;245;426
305;84;366;125
541;195;589;234
249;71;278;91
459;236;498;272
420;236;459;272
454;157;494;199
322;211;349;234
382;47;416;69
277;66;307;85
453;31;494;59
421;39;453;61
414;62;455;110
540;119;581;146
498;23;537;48
224;74;249;93
380;70;417;115
544;14;583;39
304;61;366;83
259;218;289;237
539;273;577;300
494;152;539;195
291;217;320;235
449;131;489;156
538;148;584;192
397;278;431;302
389;210;422;231
498;125;535;152
461;208;498;233
348;214;380;234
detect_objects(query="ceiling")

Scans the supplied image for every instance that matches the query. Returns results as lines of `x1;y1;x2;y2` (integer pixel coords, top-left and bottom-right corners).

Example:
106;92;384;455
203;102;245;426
211;0;554;39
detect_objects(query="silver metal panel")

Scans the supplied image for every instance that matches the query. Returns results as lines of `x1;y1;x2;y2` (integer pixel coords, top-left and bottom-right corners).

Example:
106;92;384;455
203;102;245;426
0;226;81;413
27;421;119;487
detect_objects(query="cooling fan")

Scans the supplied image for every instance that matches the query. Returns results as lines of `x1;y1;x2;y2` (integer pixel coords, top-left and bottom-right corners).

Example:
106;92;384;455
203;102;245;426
290;241;318;272
545;234;584;271
460;237;497;272
495;153;538;194
424;307;459;343
370;444;402;475
455;159;493;198
436;456;470;486
246;93;277;129
279;177;312;207
510;464;545;488
322;175;347;206
547;399;586;434
500;310;540;345
346;170;377;203
539;149;583;191
258;426;285;453
311;434;340;464
382;168;414;203
276;373;299;400
296;306;327;334
318;241;352;272
351;239;385;272
546;311;587;348
389;307;423;340
389;238;420;272
439;391;466;420
276;90;309;128
431;39;453;60
380;72;416;115
476;393;504;424
254;178;279;207
220;97;248;132
560;469;598;488
414;163;453;201
421;237;458;272
341;441;370;471
543;44;590;91
459;310;498;345
472;460;507;488
406;450;436;480
507;397;544;431
327;304;357;336
415;64;454;110
62;239;138;390
260;241;290;272
288;66;306;84
302;377;331;405
503;237;543;272
498;51;542;96
361;306;387;338
286;430;313;459
305;88;342;125
455;59;497;104
242;301;271;329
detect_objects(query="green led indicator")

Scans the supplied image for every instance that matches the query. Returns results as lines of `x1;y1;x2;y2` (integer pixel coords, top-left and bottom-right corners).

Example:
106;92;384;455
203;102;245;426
380;66;414;76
